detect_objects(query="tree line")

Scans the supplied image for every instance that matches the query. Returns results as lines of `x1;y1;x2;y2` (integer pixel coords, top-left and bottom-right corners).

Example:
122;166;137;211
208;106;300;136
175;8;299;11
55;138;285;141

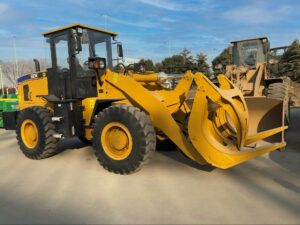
116;48;213;78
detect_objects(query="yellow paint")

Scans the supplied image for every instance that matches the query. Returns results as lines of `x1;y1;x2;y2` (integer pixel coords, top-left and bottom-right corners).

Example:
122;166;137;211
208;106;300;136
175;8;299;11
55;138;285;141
224;63;268;97
21;119;39;149
187;73;287;168
100;122;133;160
82;98;97;127
18;76;48;110
85;128;93;140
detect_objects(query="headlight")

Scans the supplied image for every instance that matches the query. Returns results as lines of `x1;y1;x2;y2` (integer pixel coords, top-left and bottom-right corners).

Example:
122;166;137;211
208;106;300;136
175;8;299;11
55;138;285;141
88;57;107;70
99;59;105;69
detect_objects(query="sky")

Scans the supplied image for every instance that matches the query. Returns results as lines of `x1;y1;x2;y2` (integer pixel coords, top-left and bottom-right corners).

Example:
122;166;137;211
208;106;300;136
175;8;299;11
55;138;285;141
0;0;299;64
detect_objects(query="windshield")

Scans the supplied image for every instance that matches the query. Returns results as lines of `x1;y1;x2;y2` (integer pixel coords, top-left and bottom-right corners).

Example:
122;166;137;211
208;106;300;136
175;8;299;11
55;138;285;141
87;30;113;69
233;40;266;68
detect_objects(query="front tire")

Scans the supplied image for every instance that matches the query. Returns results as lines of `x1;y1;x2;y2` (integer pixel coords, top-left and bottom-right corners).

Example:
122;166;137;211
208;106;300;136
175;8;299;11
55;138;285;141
16;106;58;159
92;105;156;174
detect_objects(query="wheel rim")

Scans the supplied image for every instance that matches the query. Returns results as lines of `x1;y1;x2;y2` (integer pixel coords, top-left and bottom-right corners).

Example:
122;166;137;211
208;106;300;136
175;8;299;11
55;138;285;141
21;119;39;149
101;122;133;160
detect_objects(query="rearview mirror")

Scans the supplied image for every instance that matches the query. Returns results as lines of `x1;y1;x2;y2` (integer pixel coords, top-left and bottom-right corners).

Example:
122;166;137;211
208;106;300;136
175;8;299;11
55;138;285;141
117;43;124;58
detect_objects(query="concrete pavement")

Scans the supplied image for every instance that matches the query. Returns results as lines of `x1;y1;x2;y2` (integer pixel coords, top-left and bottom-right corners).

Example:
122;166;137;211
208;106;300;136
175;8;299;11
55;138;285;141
0;109;300;224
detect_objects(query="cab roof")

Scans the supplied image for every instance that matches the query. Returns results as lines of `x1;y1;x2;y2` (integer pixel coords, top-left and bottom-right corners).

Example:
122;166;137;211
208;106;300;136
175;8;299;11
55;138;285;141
231;37;268;44
42;23;118;37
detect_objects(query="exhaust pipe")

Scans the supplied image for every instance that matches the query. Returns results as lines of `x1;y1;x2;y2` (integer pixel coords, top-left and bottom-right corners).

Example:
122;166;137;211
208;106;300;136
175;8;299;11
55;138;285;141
33;59;40;72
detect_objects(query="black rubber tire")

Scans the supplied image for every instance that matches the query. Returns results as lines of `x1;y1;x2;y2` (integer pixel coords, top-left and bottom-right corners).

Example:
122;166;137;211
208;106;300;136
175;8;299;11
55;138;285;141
266;82;290;124
16;106;59;159
78;135;92;145
266;83;288;100
92;105;156;175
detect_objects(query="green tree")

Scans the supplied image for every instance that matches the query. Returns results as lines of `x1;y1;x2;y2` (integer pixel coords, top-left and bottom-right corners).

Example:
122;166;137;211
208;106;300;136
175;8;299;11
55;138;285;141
280;39;300;81
155;62;163;72
139;59;156;71
212;48;232;77
156;48;212;75
160;54;186;74
180;48;194;68
195;53;212;77
113;64;122;73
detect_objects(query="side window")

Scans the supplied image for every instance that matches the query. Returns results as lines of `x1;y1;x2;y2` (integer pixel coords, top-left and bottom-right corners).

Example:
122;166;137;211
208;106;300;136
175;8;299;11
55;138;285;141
95;42;107;59
76;43;90;71
88;30;112;69
54;34;69;72
44;38;52;69
75;30;92;77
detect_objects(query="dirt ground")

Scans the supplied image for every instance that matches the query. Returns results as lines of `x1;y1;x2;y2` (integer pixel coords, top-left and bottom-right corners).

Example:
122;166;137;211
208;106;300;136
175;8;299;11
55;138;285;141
0;109;300;224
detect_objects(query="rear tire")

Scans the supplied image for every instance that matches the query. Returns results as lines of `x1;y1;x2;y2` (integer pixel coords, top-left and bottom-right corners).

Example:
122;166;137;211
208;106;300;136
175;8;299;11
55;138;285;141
266;83;288;100
92;105;156;174
16;106;58;159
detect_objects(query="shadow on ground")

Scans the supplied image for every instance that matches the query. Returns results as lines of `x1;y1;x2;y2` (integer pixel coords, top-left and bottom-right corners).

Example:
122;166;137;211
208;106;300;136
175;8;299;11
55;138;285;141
158;148;215;172
269;108;300;174
55;137;90;154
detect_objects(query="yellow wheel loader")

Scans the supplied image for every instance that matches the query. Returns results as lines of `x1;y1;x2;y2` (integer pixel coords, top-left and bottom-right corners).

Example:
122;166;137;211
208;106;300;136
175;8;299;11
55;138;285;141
221;37;290;122
3;24;287;174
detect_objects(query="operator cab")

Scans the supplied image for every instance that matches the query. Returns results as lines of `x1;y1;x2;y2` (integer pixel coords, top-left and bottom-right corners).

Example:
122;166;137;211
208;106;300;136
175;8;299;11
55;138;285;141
43;24;123;100
230;37;270;68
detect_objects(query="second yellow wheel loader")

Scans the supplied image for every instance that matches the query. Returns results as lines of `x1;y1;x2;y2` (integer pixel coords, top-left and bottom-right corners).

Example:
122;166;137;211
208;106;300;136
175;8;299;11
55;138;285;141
3;24;287;174
220;37;290;122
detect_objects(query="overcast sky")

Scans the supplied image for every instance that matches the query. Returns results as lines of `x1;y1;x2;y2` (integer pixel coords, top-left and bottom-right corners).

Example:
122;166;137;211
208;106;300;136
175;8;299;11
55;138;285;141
0;0;299;63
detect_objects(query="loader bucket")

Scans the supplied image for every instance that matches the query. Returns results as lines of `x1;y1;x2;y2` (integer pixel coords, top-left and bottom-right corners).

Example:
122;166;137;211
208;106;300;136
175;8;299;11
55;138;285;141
244;97;285;144
187;73;287;169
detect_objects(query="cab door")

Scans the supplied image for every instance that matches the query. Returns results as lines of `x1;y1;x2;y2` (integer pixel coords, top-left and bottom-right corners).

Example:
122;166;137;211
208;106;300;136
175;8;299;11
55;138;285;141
47;32;72;99
70;29;97;99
